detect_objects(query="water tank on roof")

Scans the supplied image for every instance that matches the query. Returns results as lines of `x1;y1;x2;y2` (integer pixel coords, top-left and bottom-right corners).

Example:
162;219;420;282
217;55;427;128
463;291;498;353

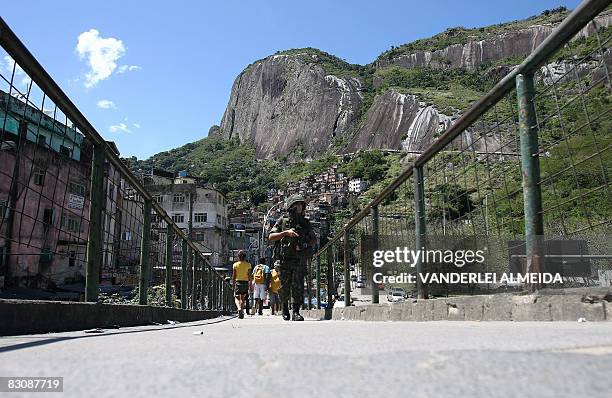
178;170;188;177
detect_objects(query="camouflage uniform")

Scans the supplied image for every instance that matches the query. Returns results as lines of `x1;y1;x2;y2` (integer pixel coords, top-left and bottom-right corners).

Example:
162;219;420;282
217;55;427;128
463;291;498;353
270;195;316;314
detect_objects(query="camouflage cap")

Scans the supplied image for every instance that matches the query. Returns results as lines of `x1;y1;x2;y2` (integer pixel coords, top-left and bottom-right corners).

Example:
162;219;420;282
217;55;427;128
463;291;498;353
285;194;306;209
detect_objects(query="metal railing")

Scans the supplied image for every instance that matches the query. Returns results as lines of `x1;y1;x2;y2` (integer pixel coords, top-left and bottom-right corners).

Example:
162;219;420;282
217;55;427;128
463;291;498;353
308;0;611;308
0;18;235;312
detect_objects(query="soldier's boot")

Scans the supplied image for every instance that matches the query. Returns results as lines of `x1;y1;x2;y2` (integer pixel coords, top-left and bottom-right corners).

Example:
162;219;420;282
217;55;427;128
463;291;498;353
292;303;304;321
282;303;291;321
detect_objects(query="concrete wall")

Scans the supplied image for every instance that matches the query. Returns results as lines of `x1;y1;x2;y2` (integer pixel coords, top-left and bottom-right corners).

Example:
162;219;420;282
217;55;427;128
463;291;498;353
303;288;612;322
0;299;231;336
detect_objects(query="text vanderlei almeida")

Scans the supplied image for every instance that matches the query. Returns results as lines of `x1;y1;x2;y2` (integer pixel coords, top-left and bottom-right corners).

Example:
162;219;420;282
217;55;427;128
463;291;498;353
371;247;562;284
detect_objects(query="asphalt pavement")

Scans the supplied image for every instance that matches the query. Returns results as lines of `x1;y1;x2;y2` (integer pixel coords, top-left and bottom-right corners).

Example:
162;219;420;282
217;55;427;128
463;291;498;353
2;314;612;397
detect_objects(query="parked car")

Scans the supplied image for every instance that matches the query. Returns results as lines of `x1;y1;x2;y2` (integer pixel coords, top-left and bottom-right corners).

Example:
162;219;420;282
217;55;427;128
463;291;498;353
356;280;365;288
387;287;407;302
350;275;357;282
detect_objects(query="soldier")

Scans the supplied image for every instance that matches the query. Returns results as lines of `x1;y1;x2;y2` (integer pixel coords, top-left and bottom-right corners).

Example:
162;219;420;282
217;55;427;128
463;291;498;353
268;194;316;321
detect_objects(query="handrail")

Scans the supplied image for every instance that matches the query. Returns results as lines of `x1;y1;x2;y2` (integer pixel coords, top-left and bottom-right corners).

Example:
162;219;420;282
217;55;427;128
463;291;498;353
313;0;610;258
0;17;229;284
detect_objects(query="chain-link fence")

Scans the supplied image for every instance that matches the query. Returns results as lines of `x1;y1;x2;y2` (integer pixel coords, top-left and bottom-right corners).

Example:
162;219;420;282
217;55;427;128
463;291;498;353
309;0;612;307
0;18;235;311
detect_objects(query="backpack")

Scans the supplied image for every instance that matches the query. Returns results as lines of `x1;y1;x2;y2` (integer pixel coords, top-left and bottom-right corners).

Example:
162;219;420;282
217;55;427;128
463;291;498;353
253;265;265;284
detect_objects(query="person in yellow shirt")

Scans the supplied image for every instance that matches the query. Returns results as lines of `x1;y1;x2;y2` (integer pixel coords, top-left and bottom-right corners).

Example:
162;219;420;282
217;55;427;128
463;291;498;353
232;251;252;319
269;261;282;315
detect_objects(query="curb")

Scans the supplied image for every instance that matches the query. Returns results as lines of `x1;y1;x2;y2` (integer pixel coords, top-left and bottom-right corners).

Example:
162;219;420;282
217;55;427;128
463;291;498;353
302;289;612;322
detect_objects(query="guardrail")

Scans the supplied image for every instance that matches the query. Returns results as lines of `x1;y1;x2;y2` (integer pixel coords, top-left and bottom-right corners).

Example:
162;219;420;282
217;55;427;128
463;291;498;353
0;18;235;312
308;0;611;308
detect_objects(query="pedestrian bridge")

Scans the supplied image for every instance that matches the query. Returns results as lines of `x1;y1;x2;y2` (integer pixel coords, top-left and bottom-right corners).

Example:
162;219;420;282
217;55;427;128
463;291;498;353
2;313;612;397
0;0;611;352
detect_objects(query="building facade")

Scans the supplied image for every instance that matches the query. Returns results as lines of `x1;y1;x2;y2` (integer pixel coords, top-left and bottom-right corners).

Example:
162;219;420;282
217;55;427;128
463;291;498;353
145;172;229;268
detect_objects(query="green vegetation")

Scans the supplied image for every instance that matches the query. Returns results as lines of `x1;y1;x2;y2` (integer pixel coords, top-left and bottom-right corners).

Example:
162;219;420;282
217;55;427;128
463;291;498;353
373;66;490;114
378;7;569;61
99;285;180;307
275;47;367;81
128;136;279;205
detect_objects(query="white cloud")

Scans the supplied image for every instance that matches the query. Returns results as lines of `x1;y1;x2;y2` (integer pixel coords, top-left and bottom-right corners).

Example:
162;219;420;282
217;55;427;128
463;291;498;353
97;99;116;109
117;65;142;74
76;29;125;88
109;123;131;134
132;123;141;129
2;55;32;89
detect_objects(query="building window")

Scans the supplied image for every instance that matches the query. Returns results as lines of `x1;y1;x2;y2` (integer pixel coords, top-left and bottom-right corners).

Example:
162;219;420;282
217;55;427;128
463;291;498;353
69;182;86;197
173;193;185;203
61;214;80;233
195;232;205;241
33;170;45;186
151;213;160;224
217;214;221;224
59;145;72;157
153;194;163;203
121;230;133;241
37;135;47;146
43;208;54;226
68;250;76;267
171;213;184;223
194;213;207;223
0;200;8;218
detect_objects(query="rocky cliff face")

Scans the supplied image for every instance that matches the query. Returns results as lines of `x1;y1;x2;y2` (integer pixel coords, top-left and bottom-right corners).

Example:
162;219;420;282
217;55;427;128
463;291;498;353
376;14;612;71
347;90;503;155
212;11;610;159
347;91;451;152
215;53;362;158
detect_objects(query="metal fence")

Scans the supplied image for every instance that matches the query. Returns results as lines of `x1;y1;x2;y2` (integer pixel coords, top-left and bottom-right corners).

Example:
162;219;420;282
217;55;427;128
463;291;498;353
0;18;234;311
307;0;612;308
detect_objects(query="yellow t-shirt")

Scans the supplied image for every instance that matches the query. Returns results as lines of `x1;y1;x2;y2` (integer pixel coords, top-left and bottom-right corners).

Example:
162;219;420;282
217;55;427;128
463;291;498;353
233;261;252;281
270;269;281;293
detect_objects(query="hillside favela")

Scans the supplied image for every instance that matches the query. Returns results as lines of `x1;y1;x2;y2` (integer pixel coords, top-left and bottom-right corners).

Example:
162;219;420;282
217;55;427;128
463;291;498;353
1;1;611;397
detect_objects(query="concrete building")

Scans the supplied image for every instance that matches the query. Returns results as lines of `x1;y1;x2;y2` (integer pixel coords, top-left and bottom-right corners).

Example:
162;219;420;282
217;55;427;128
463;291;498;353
0;91;145;288
349;178;368;193
144;171;229;268
0;92;91;288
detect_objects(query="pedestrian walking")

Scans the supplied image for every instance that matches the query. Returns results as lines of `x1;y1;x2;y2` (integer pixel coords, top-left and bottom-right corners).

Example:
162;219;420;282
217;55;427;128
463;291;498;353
269;261;282;315
268;194;316;321
252;257;271;315
231;250;252;319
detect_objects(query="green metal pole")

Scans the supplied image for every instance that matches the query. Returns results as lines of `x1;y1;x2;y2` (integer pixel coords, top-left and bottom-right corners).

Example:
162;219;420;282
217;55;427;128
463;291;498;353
344;230;351;306
214;271;218;311
165;226;174;307
200;260;205;310
326;246;333;307
138;199;152;305
315;256;321;309
191;251;196;309
516;73;544;291
371;205;380;304
207;267;212;310
181;240;188;309
414;166;426;299
85;144;105;302
306;257;312;310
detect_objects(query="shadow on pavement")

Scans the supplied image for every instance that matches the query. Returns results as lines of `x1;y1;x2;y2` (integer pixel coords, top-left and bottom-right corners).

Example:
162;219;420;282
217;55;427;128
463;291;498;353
0;315;237;354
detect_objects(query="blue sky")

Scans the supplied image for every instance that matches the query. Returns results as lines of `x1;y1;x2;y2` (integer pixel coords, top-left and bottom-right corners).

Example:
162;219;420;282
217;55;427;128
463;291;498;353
2;0;580;159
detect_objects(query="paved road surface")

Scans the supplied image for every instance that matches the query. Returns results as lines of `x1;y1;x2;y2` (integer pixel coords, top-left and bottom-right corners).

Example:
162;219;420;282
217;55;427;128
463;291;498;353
2;315;612;397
